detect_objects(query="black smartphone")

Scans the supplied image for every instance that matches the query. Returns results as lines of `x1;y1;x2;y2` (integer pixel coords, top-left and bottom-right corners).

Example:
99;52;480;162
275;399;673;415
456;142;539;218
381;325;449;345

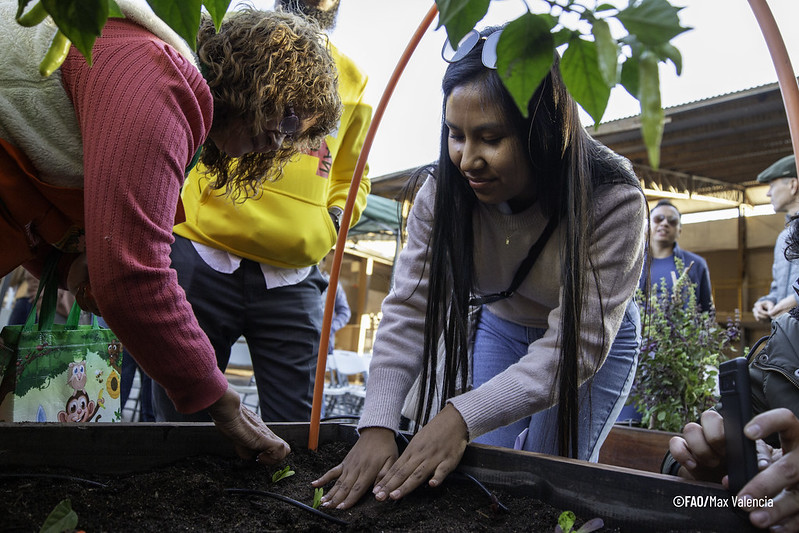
718;357;759;494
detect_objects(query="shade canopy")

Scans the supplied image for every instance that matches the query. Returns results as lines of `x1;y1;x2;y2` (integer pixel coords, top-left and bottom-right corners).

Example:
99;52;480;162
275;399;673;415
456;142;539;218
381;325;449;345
349;194;402;238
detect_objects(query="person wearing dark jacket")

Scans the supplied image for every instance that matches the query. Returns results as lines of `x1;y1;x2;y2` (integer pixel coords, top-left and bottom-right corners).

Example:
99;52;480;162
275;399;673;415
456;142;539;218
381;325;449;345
663;214;799;532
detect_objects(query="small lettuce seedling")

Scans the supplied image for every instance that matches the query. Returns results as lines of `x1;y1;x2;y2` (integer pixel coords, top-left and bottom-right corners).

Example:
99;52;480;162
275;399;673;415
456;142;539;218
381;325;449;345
554;510;604;533
40;498;79;533
313;487;324;509
271;465;295;483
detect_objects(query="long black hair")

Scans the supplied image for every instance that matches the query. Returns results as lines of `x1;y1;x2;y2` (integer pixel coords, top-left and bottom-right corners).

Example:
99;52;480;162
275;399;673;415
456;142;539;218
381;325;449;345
409;26;639;458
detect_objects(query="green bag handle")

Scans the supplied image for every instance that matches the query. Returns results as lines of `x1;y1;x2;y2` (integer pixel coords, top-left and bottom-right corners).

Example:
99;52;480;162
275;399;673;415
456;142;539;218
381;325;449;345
22;252;60;332
63;300;101;330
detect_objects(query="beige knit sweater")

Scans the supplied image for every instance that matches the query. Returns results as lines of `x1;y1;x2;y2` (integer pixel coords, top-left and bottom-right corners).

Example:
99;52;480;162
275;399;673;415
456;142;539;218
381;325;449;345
359;175;646;440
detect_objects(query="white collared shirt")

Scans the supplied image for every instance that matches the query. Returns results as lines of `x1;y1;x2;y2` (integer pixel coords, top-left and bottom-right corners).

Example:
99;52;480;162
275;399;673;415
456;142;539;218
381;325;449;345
190;241;311;289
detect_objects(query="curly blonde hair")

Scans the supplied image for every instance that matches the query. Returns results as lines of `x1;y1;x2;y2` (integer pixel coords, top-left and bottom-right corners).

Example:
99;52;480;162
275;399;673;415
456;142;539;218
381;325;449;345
197;7;341;199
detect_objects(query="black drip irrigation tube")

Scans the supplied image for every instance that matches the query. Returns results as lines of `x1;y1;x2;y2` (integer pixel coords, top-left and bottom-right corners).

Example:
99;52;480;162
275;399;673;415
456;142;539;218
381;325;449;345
0;473;108;488
224;488;349;527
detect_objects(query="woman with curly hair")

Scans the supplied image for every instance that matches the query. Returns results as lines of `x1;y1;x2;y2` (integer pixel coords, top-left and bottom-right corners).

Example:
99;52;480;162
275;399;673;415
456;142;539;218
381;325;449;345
0;0;340;463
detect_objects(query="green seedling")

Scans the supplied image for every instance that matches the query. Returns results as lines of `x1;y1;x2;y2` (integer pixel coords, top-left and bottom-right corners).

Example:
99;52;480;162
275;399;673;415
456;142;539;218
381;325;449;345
313;487;324;509
39;498;78;533
554;510;604;533
271;465;295;483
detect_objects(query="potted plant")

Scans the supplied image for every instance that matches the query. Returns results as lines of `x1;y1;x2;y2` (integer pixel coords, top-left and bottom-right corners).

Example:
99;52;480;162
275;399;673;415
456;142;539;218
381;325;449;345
629;257;741;432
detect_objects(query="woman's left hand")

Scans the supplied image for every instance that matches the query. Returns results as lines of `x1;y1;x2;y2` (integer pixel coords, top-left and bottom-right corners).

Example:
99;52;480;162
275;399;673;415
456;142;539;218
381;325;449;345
372;403;468;502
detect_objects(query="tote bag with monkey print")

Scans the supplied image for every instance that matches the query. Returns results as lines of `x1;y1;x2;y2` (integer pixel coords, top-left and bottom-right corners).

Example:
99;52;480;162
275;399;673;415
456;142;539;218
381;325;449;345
0;256;122;423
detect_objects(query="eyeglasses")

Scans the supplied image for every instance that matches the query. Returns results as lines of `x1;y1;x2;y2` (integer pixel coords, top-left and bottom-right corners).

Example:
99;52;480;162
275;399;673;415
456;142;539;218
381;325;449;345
652;214;680;226
442;29;503;69
279;106;299;137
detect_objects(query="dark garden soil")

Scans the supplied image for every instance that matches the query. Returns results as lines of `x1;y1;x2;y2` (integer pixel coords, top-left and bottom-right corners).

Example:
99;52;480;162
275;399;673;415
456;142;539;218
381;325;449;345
0;440;723;533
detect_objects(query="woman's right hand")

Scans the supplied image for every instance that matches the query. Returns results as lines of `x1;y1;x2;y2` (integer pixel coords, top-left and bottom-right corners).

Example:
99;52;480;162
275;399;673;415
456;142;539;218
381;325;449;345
311;426;398;509
207;386;290;464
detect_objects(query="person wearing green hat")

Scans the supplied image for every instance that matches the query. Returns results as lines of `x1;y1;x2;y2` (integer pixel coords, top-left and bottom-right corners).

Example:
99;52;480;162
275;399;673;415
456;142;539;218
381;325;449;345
753;154;799;322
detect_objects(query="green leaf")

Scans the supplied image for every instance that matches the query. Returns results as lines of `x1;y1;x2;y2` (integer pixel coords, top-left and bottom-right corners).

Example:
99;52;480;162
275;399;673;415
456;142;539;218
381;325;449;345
435;0;490;49
42;0;108;64
495;12;554;118
202;0;231;33
15;0;35;21
558;510;577;533
638;49;664;168
107;0;123;18
271;465;295;483
313;487;324;509
561;36;610;124
620;56;644;100
553;28;573;48
652;41;683;75
39;499;78;533
591;18;619;87
595;3;618;13
147;0;202;51
616;0;690;48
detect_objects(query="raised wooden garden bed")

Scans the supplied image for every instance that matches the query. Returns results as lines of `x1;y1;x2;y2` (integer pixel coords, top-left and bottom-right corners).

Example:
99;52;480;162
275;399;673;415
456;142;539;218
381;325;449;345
0;422;755;532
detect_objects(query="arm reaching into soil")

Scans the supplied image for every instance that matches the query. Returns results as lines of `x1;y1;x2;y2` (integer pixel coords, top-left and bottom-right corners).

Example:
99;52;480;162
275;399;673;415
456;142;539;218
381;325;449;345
208;386;290;464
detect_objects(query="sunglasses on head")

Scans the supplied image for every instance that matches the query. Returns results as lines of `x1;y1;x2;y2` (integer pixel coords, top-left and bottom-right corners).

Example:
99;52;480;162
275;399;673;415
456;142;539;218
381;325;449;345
442;29;503;69
279;106;299;137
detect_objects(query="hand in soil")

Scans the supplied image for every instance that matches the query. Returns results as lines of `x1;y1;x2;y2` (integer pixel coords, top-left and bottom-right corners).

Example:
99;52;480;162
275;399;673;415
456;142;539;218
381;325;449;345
208;386;290;464
373;404;468;502
312;426;398;509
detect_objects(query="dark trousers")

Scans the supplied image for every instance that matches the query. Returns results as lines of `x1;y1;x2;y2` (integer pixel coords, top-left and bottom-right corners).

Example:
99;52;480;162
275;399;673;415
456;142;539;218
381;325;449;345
97;316;154;422
153;234;326;422
121;350;155;422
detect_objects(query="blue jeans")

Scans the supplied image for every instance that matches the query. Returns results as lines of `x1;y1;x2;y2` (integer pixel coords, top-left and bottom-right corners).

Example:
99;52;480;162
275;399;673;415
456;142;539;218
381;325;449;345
472;299;640;461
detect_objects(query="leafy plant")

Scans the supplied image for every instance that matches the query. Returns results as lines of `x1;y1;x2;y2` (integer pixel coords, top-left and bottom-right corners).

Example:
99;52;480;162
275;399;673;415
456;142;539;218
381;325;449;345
271;465;295;483
554;510;604;533
39;498;78;533
312;487;324;509
11;0;687;168
13;0;227;76
630;257;741;432
437;0;690;168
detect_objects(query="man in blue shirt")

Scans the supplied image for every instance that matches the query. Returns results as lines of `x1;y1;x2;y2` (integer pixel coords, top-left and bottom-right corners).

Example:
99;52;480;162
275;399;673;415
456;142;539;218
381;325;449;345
639;200;714;312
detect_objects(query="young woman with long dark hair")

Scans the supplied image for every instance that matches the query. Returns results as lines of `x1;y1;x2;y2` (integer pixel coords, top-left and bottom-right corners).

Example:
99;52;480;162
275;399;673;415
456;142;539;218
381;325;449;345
313;26;646;508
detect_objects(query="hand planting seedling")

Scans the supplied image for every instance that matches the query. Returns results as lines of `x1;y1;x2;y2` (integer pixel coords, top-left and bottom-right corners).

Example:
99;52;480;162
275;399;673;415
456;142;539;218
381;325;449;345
271;465;295;483
554;511;604;533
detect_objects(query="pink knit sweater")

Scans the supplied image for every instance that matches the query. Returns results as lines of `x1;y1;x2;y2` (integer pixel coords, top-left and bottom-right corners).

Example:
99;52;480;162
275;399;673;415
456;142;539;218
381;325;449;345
55;19;227;413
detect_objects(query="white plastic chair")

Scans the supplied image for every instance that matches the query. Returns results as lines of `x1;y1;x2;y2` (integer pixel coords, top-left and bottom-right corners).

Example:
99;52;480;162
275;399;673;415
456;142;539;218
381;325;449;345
323;353;349;416
228;374;260;414
326;350;369;416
